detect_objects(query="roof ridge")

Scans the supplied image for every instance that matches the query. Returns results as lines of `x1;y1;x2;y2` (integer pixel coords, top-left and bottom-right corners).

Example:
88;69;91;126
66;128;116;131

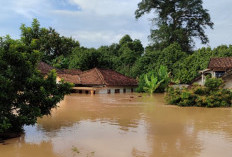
94;68;107;85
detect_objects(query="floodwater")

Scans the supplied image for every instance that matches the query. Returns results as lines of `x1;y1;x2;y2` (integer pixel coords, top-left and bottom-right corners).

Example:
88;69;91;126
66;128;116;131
1;93;232;157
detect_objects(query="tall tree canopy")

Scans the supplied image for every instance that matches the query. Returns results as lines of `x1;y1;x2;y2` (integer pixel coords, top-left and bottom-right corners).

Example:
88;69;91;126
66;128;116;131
20;19;80;61
135;0;214;52
68;34;144;77
0;36;72;137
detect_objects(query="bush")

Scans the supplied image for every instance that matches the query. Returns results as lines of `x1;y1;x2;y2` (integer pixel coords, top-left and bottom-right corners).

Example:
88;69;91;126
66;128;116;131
166;78;232;107
205;78;223;90
166;87;182;104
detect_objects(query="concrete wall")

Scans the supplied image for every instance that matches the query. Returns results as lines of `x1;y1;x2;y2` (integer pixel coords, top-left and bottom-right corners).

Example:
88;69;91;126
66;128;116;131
170;84;189;89
192;78;203;86
96;87;136;94
224;75;232;89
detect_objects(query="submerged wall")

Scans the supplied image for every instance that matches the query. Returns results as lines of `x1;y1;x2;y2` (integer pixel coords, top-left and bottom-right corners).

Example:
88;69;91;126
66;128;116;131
96;87;136;94
224;75;232;89
72;86;137;94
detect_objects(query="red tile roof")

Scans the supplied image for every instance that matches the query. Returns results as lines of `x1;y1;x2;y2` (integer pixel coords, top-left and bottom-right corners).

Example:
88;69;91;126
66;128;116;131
61;69;82;75
79;68;138;86
37;62;62;75
79;68;105;85
38;62;137;86
208;57;232;71
98;69;138;86
37;62;82;84
58;74;81;84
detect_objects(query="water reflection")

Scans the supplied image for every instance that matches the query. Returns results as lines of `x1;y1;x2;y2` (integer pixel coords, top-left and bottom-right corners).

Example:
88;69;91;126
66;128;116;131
38;94;146;132
1;135;57;157
1;93;232;157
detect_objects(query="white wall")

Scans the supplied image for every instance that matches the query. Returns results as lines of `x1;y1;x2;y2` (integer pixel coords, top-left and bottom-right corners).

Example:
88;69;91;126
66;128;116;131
96;87;136;94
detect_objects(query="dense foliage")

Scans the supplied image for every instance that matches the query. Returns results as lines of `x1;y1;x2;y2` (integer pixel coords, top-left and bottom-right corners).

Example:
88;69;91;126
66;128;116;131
173;45;232;83
19;19;232;86
68;34;144;76
135;0;214;52
20;19;80;62
137;65;171;93
0;36;72;137
166;78;232;107
143;74;163;94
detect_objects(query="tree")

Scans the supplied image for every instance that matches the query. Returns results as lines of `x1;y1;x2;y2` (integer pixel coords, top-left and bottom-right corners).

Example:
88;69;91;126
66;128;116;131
132;43;186;78
0;37;72;137
20;19;80;61
69;47;111;71
113;35;144;77
135;0;214;52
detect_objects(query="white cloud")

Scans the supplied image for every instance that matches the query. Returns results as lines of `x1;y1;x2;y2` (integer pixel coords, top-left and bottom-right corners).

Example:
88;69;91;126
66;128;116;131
49;0;150;48
0;0;50;19
69;0;136;17
1;0;232;49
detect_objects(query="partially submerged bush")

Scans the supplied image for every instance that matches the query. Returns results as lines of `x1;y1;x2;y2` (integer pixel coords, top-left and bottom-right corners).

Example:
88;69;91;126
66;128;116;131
205;78;223;90
166;78;232;107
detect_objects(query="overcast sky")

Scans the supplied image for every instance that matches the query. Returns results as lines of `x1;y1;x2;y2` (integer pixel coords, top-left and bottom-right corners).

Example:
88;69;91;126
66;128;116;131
0;0;232;49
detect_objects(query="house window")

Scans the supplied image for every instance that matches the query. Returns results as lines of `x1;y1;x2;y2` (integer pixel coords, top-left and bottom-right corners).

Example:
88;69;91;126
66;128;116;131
215;71;225;78
131;88;134;93
123;89;126;93
115;89;120;93
107;89;111;94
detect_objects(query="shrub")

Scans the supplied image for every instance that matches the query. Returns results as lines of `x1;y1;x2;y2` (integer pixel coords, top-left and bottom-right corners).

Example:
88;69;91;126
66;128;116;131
166;78;232;107
205;78;223;90
165;87;181;104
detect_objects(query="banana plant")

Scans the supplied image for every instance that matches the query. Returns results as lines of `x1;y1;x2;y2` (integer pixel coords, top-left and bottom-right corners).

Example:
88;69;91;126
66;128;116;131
157;65;171;92
143;74;164;94
158;65;170;82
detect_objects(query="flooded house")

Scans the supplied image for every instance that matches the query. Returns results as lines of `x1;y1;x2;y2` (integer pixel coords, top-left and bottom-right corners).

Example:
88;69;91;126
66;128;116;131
37;62;138;94
192;57;232;88
74;68;138;94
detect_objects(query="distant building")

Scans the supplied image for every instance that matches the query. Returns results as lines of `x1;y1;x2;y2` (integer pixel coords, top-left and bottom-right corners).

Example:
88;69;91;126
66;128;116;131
37;62;138;94
192;57;232;89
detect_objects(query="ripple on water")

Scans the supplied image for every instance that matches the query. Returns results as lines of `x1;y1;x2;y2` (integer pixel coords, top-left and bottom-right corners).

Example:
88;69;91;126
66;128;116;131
1;93;232;157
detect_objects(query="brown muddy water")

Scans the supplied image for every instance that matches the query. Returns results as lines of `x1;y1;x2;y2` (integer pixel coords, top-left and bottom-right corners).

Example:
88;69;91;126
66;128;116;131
1;93;232;157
